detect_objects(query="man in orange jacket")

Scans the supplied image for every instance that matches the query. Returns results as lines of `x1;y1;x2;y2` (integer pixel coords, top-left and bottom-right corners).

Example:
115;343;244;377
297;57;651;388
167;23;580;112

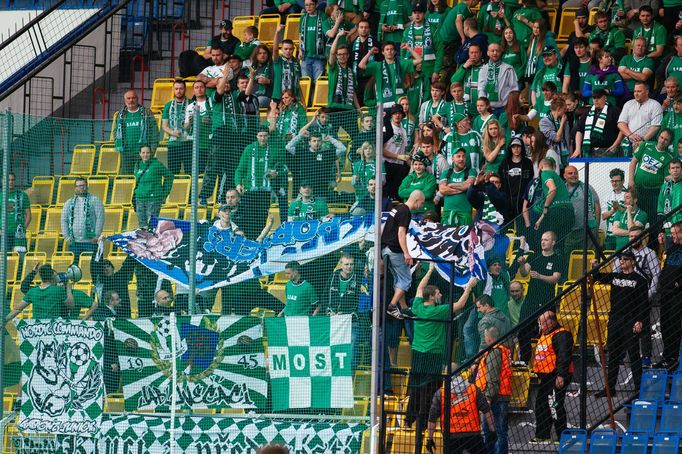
531;310;574;444
426;374;496;453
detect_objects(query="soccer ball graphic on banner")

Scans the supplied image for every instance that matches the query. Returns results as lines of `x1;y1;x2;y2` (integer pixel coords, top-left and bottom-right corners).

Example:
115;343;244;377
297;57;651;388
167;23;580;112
69;342;91;367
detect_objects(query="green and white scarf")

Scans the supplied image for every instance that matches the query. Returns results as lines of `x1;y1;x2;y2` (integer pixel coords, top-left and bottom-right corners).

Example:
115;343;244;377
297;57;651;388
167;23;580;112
405;23;435;61
583;104;608;151
299;13;326;57
380;60;403;103
485;61;501;102
280;58;300;93
217;93;238;129
334;64;355;107
276;105;302;135
168;99;188;140
251;144;270;190
352;35;375;73
254;62;271;95
67;193;94;240
525;37;540;79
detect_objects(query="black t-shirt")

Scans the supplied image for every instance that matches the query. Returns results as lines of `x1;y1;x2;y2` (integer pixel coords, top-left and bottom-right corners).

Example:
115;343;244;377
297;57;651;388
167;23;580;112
594;270;649;322
381;204;411;253
210;34;241;56
523;252;565;318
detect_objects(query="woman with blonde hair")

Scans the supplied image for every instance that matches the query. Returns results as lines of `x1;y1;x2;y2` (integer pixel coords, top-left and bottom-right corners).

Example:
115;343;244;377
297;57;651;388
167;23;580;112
481;119;507;174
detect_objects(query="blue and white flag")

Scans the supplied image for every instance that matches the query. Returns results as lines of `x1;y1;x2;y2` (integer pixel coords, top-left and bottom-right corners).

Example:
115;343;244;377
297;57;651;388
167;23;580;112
108;215;488;290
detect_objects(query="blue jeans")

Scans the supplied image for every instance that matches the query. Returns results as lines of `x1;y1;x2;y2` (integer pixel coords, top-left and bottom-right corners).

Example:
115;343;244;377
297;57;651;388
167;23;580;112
483;400;509;454
301;58;325;81
69;241;98;264
463;307;480;359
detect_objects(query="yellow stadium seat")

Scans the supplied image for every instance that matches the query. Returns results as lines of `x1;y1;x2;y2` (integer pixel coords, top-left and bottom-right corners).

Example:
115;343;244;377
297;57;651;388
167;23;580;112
110;176;136;206
155;146;168;167
104;206;125;232
183;206;208;221
78;252;93;283
70;145;96;175
396;339;412;368
557;8;578;41
354;370;372;398
284;13;302;43
184;76;197;99
591;283;611;313
258;14;281;45
55;176;78;206
159;205;180;219
168;176;191;205
126;208;139;230
108;254;127;273
44;207;63;233
588;7;597;25
97;146;121;175
10;284;23;312
312;76;329;107
545;8;558;34
299;76;312;106
568;250;595;281
21;252;47;280
107;111;119;142
29;176;54;206
195;46;207;55
511;366;531;408
233;15;257;42
150;78;176;113
390;430;417;454
625;39;632;54
28;205;42;232
104;394;124;412
5;253;20;283
342;398;369;417
51;252;75;272
33;232;59;257
87;175;110;205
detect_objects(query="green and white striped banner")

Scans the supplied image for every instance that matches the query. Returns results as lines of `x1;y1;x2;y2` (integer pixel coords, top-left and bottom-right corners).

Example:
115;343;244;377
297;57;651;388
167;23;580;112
16;319;105;436
266;315;354;411
114;316;267;411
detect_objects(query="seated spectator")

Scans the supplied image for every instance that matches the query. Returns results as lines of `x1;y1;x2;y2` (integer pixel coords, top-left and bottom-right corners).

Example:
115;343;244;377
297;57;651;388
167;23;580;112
234;26;260;63
398;152;438;214
618;81;663;155
655;36;682;91
467;170;510;226
478;43;519;116
213;203;244;236
662;97;682;148
602;168;627;250
573;89;623;158
61;177;105;262
563;37;592;94
499;137;533;221
271;29;302;104
472;97;497;134
618;37;655;96
133;146;173;229
351;178;391;214
530;45;562;108
582;49;625;107
439;148;476;226
288;183;330;221
152;289;179;316
279;261;319;317
632;6;666;61
286;130;346;200
581;11;626;63
7;265;74;321
539;98;571;171
611;188;648;250
206;20;241;58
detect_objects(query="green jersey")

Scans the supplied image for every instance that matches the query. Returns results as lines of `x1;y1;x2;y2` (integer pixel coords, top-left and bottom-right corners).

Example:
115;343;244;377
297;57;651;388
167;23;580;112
352;160;377;201
658;179;682;233
443;130;483;170
426;7;450;31
363;59;416;105
483;139;506;174
566;58;592;92
618;55;654;91
299;13;331;59
472;113;496;134
614;208;648;249
234;40;258;61
70;289;94;320
328;62;357;109
272;57;302;100
589;26;626;57
398;171;437;212
478;1;505;44
541;169;572;207
24;285;67;319
234;142;284;189
284;280;318;316
512;6;542;46
411;296;450;354
633;22;667;55
379;0;411;42
438;2;473;42
531;63;563;96
441;166;476;211
666;55;682;87
451;65;482;113
288;198;329;220
634;141;674;189
445;101;469;126
502;46;527;81
161;99;190;142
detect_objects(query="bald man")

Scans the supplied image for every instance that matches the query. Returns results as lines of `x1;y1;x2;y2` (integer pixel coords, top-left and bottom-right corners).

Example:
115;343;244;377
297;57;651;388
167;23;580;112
114;90;160;174
531;311;574;444
564;165;601;254
381;190;425;319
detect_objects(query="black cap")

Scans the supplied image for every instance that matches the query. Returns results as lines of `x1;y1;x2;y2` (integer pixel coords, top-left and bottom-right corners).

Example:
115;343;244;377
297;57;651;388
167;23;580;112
412;0;427;12
576;7;589;17
619;250;637;261
592;88;607;99
412;150;431;165
541;45;557;56
389;104;405;117
220;19;233;29
228;54;243;61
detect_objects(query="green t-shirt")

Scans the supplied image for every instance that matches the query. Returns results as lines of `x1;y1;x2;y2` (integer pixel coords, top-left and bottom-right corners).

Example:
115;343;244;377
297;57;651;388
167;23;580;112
634;141;674;189
531;63;562;95
618;55;654;92
398;171;437;212
633;22;667;55
484;139;506;174
4;190;29;237
441;166;476;211
541;169;572;207
438;3;472;42
426;7;450;31
613;208;648;249
288;198;329;220
284;280;318;316
363;59;415;105
69;289;94;319
24;285;67;319
444;131;483;171
123;109;144;153
451;65;481;114
666;56;682;86
478;1;505;44
502;47;527;81
411;296;451;354
272;57;302;101
352;160;377;201
566;58;592;92
299;13;331;59
512;6;542;47
589;26;626;57
379;0;411;42
658;179;682;232
445;101;469;126
472;113;496;134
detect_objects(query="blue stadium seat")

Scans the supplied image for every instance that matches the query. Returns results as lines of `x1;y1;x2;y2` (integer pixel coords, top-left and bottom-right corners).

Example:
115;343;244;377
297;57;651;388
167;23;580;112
671;373;682;402
652;433;680;454
661;402;682;433
629;401;658;433
640;369;668;402
621;433;649;454
559;429;587;454
588;429;617;454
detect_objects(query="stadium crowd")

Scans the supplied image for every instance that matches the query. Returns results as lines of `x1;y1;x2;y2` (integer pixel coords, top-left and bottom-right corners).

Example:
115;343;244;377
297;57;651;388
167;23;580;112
4;0;682;451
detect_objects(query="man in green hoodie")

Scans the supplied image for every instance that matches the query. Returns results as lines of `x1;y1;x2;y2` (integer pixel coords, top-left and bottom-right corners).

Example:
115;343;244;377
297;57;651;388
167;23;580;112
398;152;437;214
133;147;174;229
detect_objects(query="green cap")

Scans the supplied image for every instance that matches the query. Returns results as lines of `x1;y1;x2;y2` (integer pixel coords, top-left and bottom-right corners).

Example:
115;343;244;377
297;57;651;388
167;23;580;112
452;113;467;124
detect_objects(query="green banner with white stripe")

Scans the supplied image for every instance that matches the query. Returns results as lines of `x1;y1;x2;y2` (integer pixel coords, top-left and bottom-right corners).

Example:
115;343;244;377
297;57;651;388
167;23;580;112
266;315;354;411
114;316;267;411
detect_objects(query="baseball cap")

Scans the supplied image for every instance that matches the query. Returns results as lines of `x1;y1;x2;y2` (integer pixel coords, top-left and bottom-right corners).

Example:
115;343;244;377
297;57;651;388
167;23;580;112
412;0;427;12
576;7;589;17
542;45;557;56
619;250;637;261
592;88;607;99
389;104;405;117
220;19;233;29
510;137;523;147
452;112;468;124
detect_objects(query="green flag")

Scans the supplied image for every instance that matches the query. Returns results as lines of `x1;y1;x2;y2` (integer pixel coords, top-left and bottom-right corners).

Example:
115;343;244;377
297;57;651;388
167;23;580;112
266;315;354;411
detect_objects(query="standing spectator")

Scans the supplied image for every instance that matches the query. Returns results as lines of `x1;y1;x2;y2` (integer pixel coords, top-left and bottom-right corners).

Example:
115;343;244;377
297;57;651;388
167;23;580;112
628;128;674;224
3;172;30;253
401;1;439;92
351;178;392;214
511;0;543;48
183;79;212;174
439;148;476;227
436;0;476;79
398;153;438;215
161;79;191;175
91;246;135;318
279;261;319;317
350;20;376;106
6;265;74;321
516;231;564;364
531;311;574;443
478;44;518;117
473;325;511;454
618;81;663;155
580;11;626;63
528;131;559;178
198;47;227;96
251;45;274;108
563;37;592;94
475;294;511;353
539;98;571;170
499;138;533;222
655;36;682;90
442;113;482;171
657;221;682;369
207;20;241;57
602;168;627;250
352;142;379;203
481;120;506;175
573;89;623;158
152;289;178;316
530;46;563;110
382;104;411;200
632;6;666;60
593;250;649;397
113;90;159;174
426;374;496;453
325;254;359;316
478;0;506;44
658;159;682;236
359;41;422;108
611;189;648;250
271;27;302;104
501;27;527;84
534;158;575;249
467;171;510;226
564;165;601;253
328;31;361;137
419;82;448;127
378;0;411;44
133;147;174;229
61;178;104;262
91;290;122;393
381;190;425;319
618;36;655;94
582;49;625;107
507;280;525;326
451;44;484;115
286;130;346;200
300;0;341;81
